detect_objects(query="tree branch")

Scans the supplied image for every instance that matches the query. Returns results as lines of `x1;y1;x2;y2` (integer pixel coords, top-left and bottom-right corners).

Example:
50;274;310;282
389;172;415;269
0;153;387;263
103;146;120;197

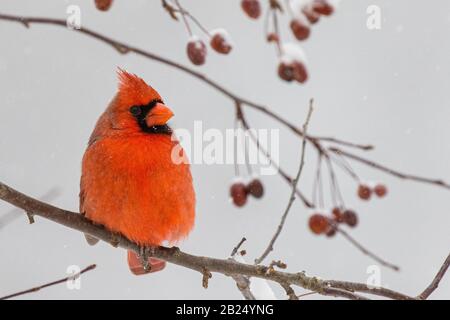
0;264;96;300
255;99;314;264
418;253;450;299
336;226;400;271
329;147;450;190
1;181;447;300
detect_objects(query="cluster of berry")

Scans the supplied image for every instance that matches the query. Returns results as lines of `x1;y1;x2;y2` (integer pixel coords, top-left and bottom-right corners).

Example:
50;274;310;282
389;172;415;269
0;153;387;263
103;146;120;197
309;207;357;237
241;0;337;85
308;183;388;237
357;183;387;201
96;0;234;66
291;0;335;41
187;30;233;66
230;179;264;207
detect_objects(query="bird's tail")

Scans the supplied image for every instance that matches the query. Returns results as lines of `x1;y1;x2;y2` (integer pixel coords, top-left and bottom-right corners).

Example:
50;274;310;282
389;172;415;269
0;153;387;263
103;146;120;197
127;250;166;275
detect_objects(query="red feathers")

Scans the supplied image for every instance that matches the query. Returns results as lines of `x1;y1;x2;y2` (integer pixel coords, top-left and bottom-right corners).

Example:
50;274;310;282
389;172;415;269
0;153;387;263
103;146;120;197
80;69;195;275
117;68;162;107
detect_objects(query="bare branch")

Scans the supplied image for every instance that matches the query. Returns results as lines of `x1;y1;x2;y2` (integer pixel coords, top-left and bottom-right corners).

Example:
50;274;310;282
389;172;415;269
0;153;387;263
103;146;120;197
330;147;450;190
0;187;60;230
311;136;374;151
321;287;370;300
230;237;247;257
230;274;256;300
229;237;256;300
418;252;450;299
336;226;400;271
255;99;314;264
0;264;96;300
201;267;212;289
281;282;299;300
324;280;413;300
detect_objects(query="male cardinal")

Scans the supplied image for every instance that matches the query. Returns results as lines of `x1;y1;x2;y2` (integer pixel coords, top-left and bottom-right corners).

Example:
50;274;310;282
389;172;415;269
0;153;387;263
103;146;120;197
80;69;195;275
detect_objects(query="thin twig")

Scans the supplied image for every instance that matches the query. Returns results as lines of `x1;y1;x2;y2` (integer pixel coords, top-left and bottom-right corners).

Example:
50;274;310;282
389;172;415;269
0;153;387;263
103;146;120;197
161;0;179;21
325;279;413;300
201;267;212;289
230;237;247;257
336;226;400;271
236;102;313;207
255;99;314;264
0;264;96;300
321;287;370;300
297;291;317;299
312;136;374;151
171;6;211;37
231;273;256;300
281;282;299;300
418;252;450;299
174;0;192;36
330;147;450;190
229;237;256;300
0;187;61;230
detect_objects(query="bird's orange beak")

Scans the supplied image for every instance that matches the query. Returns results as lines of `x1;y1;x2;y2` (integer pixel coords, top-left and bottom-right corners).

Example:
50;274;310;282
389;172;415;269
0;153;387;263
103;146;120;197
145;103;174;127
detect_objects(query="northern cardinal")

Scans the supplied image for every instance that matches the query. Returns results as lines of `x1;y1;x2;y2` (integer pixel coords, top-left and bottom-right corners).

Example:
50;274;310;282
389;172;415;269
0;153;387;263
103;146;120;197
80;69;195;275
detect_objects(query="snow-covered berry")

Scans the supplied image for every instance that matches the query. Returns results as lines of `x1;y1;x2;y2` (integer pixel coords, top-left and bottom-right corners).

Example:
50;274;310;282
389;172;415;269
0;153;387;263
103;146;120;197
241;0;261;19
230;182;248;207
210;29;233;54
290;19;311;41
187;37;207;65
246;179;264;198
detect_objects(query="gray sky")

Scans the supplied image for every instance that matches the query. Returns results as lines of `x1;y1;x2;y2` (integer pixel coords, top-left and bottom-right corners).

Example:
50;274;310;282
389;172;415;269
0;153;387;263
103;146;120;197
0;0;449;299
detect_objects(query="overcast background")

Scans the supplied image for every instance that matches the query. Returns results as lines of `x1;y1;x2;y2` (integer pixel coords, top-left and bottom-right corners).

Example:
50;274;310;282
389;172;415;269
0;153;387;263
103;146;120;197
0;0;449;299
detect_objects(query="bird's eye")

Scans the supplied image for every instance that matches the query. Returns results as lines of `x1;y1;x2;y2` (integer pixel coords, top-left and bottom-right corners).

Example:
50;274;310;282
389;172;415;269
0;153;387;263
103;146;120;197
129;106;142;116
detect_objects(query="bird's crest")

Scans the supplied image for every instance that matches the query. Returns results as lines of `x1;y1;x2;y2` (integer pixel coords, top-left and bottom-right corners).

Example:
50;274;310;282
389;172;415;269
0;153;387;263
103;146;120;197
117;68;161;107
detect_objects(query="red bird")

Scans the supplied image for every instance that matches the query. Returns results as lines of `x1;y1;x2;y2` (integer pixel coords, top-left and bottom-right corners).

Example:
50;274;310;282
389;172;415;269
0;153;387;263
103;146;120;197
80;69;195;275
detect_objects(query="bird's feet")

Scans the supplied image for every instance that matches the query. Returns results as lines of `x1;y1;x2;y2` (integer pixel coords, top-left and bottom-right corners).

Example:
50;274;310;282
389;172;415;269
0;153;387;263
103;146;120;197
139;246;151;272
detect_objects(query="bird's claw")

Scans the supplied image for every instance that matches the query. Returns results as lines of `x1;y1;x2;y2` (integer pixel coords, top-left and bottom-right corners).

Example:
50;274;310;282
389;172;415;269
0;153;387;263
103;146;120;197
139;246;151;271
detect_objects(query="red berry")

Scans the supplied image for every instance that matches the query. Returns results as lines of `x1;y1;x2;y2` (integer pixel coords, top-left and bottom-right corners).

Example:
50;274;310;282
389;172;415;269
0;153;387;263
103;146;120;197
290;19;311;41
309;214;329;235
241;0;261;19
278;61;308;83
266;33;279;43
291;61;308;83
325;226;336;237
278;62;295;82
246;179;264;198
210;32;232;54
312;0;334;16
358;184;372;201
302;7;320;24
187;39;207;65
332;207;344;223
343;210;358;227
230;183;248;207
95;0;113;11
374;184;388;198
